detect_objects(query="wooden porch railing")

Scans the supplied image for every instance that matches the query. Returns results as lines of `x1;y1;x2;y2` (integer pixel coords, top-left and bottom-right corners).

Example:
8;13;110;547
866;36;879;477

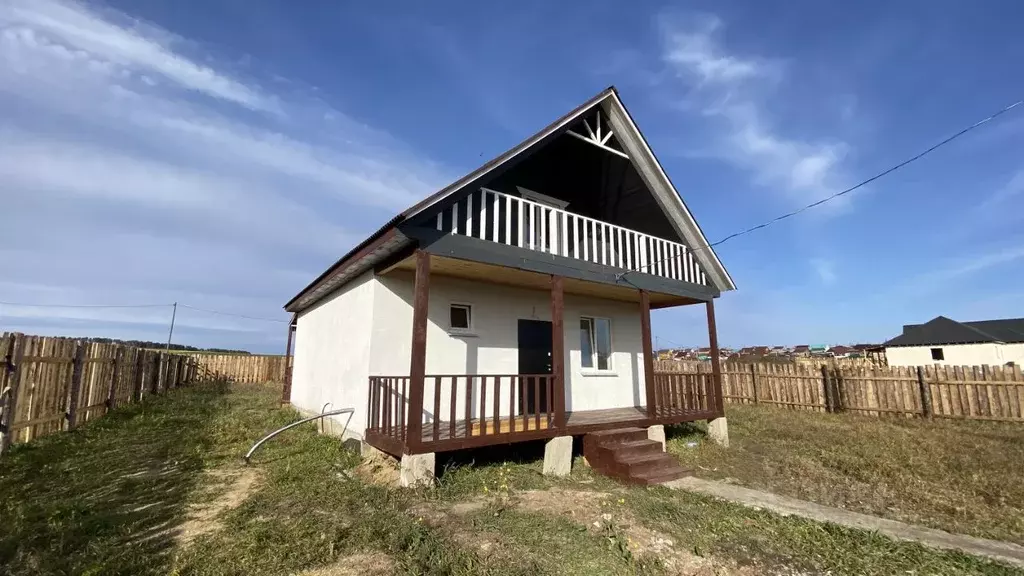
366;376;410;452
434;187;707;286
651;371;719;420
367;374;558;453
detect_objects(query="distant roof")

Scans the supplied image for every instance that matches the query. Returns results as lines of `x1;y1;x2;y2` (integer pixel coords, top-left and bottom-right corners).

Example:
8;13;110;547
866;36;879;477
883;316;1024;347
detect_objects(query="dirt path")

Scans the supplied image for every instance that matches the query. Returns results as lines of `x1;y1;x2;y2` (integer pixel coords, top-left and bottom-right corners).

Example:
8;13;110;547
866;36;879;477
413;488;755;575
668;476;1024;569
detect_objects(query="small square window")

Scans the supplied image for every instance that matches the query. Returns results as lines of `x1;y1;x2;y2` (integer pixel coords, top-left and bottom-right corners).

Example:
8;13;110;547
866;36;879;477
930;348;944;361
449;304;471;331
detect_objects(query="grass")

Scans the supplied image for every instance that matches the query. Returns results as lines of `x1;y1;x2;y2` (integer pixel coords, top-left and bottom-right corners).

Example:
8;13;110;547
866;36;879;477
666;404;1024;545
0;383;1020;575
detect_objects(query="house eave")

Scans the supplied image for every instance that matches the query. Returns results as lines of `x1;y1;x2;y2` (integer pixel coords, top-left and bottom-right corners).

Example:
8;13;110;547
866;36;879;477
284;227;413;313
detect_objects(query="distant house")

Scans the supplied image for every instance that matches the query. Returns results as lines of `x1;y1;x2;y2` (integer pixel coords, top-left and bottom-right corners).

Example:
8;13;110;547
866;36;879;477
829;345;853;358
883;316;1024;367
793;345;810;356
808;344;829;355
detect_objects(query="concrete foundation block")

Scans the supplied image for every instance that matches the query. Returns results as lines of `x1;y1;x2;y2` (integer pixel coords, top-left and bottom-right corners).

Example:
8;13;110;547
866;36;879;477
647;424;666;452
399;452;436;487
708;416;729;448
543;435;573;477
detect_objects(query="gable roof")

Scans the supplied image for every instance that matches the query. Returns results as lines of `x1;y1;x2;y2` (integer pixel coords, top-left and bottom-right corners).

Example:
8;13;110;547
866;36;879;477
285;86;735;313
883;316;1024;347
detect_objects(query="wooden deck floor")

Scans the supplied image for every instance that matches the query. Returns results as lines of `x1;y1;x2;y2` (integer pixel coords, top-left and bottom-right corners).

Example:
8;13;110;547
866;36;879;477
366;405;715;456
565;406;648;427
428;406;706;440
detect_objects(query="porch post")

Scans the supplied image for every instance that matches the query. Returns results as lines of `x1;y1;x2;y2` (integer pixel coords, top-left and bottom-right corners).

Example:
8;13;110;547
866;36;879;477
407;250;430;451
281;313;296;404
705;299;724;416
550;275;566;429
640;290;656;417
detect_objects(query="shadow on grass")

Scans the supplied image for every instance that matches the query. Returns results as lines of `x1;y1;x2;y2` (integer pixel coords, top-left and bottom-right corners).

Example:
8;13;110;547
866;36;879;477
0;382;235;575
665;421;706;441
436;439;548;472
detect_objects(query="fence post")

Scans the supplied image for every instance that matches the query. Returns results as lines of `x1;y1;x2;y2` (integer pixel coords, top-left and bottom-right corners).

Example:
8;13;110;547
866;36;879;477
66;342;87;429
831;367;846;413
917;366;933;418
750;364;759;404
132;352;145;402
157;353;166;392
149;353;161;395
106;348;124;412
821;365;834;412
0;334;25;454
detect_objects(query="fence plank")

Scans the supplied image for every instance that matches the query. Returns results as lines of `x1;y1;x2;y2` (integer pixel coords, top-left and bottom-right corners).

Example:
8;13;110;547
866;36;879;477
0;334;25;453
917;366;932;418
66;343;87;430
651;359;1023;423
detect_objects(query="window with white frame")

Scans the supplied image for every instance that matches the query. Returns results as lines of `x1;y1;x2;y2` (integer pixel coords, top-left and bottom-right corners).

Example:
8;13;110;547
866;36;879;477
449;303;472;332
580;316;612;370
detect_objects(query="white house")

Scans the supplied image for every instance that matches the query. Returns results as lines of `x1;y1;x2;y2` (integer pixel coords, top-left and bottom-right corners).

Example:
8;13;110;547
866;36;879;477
281;87;736;486
883;316;1024;367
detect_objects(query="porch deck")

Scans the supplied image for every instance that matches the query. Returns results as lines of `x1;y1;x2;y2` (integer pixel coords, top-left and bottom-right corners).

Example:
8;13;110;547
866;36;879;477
365;373;719;456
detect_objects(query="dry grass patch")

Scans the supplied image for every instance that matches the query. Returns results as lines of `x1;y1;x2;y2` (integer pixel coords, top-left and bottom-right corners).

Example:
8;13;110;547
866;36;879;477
179;467;262;545
353;447;400;487
414;487;751;575
668;404;1024;545
293;552;394;576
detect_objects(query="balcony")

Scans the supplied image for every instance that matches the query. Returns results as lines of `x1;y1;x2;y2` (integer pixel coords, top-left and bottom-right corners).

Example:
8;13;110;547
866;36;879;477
433;188;708;286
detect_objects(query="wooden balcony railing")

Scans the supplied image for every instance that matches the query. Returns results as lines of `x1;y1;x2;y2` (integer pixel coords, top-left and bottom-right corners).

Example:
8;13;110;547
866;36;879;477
651;371;719;420
434;187;707;286
367;374;558;452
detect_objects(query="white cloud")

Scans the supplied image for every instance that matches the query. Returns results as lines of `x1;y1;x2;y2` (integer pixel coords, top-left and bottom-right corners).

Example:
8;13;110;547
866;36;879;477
657;13;851;208
810;258;837;285
660;15;766;86
870;244;1024;305
0;0;450;351
928;246;1024;282
977;170;1024;213
1;0;277;112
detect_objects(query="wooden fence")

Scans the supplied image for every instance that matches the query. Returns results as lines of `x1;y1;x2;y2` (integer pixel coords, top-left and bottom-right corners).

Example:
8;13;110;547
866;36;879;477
655;360;1024;422
0;333;211;452
184;353;287;384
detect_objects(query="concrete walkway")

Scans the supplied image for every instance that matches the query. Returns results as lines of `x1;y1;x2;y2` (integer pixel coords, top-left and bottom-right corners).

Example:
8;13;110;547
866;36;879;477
665;476;1024;569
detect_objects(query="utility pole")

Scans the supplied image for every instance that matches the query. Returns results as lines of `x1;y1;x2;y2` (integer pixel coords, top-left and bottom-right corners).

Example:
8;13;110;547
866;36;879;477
166;302;177;351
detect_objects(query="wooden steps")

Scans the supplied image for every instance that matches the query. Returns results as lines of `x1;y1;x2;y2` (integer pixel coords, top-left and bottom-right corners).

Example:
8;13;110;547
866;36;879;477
582;428;690;486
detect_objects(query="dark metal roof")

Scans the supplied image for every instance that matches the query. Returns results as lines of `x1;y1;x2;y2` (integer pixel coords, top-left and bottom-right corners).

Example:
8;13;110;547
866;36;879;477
961;319;1024;342
883;316;1024;347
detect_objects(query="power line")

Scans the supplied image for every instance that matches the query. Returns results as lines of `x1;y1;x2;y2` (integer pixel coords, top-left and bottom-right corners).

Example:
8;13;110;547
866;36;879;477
0;301;288;324
177;304;289;323
0;301;172;309
622;97;1024;278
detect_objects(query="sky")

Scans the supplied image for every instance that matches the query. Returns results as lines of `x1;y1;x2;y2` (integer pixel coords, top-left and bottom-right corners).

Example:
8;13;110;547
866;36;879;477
1;0;1022;353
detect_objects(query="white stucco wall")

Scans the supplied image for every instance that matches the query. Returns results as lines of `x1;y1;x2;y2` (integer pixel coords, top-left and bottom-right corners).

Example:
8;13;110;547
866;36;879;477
370;271;646;425
290;270;375;440
885;343;1020;367
1002;343;1024;365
